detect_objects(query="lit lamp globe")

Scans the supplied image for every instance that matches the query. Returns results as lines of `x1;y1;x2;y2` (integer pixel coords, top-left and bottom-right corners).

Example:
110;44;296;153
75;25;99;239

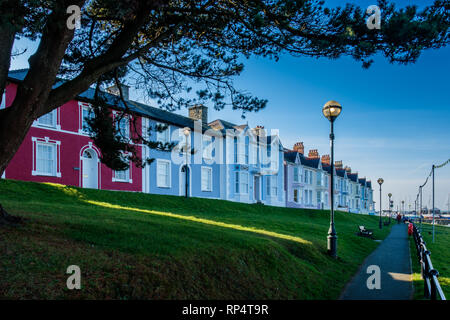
322;100;342;122
378;178;384;185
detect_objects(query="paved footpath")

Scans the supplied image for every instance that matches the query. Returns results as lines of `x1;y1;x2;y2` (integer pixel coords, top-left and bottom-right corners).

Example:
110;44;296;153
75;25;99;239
340;224;413;300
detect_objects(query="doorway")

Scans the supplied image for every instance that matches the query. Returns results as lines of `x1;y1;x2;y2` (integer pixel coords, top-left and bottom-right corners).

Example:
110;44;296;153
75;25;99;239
82;149;99;189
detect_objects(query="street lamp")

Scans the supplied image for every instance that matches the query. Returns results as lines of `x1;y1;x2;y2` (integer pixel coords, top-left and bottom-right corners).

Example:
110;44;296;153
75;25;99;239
183;127;191;198
401;200;405;217
388;193;392;224
377;178;384;229
322;100;342;258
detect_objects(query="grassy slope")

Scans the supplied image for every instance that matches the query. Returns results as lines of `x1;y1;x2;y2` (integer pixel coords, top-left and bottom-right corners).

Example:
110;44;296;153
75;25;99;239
0;179;392;299
409;223;450;300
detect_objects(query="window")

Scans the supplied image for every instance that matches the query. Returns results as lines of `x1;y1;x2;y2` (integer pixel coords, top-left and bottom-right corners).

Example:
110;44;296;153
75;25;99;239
317;171;322;186
35;142;56;176
114;167;130;182
267;175;277;196
233;137;238;163
309;190;313;205
235;171;248;194
293;189;298;203
157;160;171;187
317;191;322;204
245;136;249;164
293;167;299;182
267;143;272;158
201;167;212;191
81;106;94;133
304;190;308;204
202;136;214;160
116;115;129;139
37;109;57;128
156;122;170;143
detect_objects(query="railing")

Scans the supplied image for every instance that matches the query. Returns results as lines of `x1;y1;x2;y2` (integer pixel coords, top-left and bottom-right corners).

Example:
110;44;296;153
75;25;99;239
411;223;446;300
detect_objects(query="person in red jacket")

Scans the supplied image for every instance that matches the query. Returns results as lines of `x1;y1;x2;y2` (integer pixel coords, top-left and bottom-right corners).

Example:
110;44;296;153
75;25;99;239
397;214;402;224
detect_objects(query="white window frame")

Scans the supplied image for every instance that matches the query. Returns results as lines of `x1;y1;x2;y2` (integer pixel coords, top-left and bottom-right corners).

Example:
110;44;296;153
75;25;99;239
267;175;278;196
113;157;132;183
156;159;171;188
293;167;299;183
36;109;58;129
80;104;94;134
156;122;170;144
114;112;130;140
201;166;213;192
235;171;248;194
202;135;213;160
32;138;61;177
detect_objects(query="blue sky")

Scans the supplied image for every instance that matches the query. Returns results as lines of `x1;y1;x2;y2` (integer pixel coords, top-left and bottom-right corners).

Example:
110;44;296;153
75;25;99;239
9;0;450;211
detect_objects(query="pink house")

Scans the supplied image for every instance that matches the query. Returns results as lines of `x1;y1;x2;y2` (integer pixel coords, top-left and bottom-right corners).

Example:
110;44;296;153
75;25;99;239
2;69;143;192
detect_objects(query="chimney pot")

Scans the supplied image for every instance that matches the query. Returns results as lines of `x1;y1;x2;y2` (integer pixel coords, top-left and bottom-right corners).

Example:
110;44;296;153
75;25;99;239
293;142;304;154
188;104;208;124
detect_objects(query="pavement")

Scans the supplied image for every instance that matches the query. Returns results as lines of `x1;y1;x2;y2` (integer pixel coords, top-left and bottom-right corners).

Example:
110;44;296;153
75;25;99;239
340;223;413;300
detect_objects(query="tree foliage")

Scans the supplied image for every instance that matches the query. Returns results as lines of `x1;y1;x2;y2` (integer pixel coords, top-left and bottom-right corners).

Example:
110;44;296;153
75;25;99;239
0;0;448;172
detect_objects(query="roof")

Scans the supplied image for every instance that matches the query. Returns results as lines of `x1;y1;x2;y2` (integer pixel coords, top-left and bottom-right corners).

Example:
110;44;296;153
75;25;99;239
359;178;367;186
7;69;202;131
366;181;372;188
284;151;298;164
336;169;346;178
301;156;320;169
322;164;331;174
348;173;358;182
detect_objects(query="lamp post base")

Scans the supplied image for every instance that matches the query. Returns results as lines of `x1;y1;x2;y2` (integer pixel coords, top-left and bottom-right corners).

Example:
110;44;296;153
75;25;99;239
327;234;337;258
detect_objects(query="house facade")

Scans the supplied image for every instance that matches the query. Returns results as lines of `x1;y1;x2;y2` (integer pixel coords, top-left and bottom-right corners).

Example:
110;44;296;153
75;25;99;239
284;142;375;213
2;69;285;206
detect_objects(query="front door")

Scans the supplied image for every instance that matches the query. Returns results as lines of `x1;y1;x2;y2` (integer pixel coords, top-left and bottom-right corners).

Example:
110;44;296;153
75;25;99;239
82;149;98;189
254;175;260;202
181;165;189;196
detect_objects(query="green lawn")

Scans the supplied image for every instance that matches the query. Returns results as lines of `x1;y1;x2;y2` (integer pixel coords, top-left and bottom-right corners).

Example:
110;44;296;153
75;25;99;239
409;223;450;300
0;179;392;299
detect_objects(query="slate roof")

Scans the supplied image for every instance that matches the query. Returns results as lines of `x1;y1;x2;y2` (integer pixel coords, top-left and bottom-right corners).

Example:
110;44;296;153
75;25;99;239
322;164;332;174
336;169;346;178
8;69;285;148
284;151;298;164
302;157;320;169
366;181;372;188
348;173;358;182
359;178;367;186
7;69;201;130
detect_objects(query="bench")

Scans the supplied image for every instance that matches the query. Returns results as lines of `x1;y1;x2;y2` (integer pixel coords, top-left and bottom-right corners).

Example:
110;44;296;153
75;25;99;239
357;225;373;238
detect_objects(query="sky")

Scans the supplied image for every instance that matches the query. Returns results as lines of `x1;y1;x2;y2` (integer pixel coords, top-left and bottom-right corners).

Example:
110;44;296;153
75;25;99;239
9;0;450;211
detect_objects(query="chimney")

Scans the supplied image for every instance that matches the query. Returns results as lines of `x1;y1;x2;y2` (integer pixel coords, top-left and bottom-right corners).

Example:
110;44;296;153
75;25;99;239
293;142;304;154
344;166;351;173
188;104;208;124
308;149;319;159
335;160;343;169
321;154;330;165
254;125;265;136
106;84;130;101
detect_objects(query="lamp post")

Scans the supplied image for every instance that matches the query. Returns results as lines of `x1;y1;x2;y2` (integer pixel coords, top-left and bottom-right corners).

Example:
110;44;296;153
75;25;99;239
183;127;191;198
322;100;342;258
388;193;392;224
402;200;404;218
377;178;384;229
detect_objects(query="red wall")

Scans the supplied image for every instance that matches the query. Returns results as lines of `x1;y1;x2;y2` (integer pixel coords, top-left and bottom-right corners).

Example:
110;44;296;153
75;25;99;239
4;82;143;192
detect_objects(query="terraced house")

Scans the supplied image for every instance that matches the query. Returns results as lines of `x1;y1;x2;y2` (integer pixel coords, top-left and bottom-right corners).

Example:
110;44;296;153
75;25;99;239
2;69;285;206
284;142;375;214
